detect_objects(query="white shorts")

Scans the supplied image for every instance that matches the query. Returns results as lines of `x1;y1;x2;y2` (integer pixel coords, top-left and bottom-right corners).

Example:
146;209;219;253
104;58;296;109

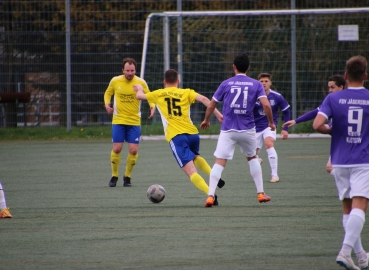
334;166;369;200
214;129;256;160
255;127;276;150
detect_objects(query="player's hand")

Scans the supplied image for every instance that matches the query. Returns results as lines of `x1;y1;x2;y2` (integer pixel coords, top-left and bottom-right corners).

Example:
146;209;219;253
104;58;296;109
282;120;296;128
148;107;156;119
269;122;276;131
105;104;113;114
200;121;210;130
133;84;143;92
281;130;288;140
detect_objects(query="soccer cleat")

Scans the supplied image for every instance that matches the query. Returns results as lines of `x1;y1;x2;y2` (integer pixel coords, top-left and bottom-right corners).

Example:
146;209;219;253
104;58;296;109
258;158;263;165
217;178;225;188
336;252;360;270
204;196;215;208
0;208;12;218
109;176;118;187
358;253;369;270
213;195;218;206
258;192;271;203
123;176;131;187
270;176;280;183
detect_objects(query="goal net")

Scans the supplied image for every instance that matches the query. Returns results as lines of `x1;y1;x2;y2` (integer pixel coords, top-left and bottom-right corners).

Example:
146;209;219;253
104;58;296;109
140;8;369;135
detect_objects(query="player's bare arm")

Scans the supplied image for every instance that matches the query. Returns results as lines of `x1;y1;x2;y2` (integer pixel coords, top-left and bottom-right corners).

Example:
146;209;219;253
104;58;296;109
282;119;296;128
200;99;217;130
148;106;156;119
259;97;276;131
133;84;147;100
196;94;223;124
313;114;331;134
134;84;155;118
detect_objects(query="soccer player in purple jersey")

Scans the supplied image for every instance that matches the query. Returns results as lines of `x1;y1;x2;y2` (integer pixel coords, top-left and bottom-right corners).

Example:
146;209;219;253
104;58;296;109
253;73;290;183
283;75;346;176
200;53;276;207
313;56;369;270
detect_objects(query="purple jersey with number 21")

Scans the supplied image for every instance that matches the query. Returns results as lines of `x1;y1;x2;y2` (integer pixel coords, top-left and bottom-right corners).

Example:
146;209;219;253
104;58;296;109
318;87;369;166
213;74;266;131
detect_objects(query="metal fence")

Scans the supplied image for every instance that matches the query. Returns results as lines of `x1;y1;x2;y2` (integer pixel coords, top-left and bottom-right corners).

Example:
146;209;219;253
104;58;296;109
1;0;369;133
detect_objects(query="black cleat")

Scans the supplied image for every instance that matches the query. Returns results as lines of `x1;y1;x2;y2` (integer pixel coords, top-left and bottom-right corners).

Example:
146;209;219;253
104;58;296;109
213;194;219;206
123;176;131;187
217;178;225;188
109;176;118;187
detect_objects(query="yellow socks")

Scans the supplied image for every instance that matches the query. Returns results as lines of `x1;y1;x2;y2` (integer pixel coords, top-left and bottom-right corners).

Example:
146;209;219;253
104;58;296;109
193;156;211;176
110;151;121;177
125;153;138;177
190;173;209;194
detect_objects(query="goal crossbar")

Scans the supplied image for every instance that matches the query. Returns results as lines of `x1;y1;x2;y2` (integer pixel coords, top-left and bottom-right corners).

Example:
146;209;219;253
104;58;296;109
141;7;369;78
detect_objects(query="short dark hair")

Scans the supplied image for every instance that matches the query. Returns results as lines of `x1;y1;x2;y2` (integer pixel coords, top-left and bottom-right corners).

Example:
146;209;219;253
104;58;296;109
328;74;346;88
165;69;178;84
122;57;137;69
258;72;271;80
233;54;250;73
345;55;367;82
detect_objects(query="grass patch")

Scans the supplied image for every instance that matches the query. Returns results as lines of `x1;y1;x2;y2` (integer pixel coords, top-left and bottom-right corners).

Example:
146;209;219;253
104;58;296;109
0;121;316;141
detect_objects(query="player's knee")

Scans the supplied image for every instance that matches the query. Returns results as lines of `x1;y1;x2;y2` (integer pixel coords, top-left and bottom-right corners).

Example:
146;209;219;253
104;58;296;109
130;150;138;156
265;142;274;149
264;139;274;149
112;145;123;153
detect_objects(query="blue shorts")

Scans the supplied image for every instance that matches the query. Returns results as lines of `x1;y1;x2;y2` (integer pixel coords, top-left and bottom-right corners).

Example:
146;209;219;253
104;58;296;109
112;124;140;144
169;134;200;168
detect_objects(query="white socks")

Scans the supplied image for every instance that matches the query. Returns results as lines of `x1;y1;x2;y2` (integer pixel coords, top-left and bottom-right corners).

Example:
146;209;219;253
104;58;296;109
343;214;364;254
341;209;365;257
249;158;264;193
267;147;278;176
0;182;7;209
208;164;224;196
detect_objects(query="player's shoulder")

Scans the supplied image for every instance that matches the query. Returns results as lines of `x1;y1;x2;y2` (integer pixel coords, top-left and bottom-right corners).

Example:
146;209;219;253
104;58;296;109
133;75;148;84
182;88;197;93
270;90;282;96
223;75;260;86
151;88;165;94
110;75;124;82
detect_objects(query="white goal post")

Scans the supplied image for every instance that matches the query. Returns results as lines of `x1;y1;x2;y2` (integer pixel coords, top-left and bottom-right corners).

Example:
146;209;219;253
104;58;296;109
140;7;369;122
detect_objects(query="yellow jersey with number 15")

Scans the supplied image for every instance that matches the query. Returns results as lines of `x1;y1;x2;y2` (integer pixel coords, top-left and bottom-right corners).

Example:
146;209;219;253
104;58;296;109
104;75;152;125
145;87;199;142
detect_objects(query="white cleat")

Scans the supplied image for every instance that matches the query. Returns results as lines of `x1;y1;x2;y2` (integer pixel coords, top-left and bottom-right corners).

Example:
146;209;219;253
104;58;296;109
358;252;369;270
336;252;360;270
270;176;280;183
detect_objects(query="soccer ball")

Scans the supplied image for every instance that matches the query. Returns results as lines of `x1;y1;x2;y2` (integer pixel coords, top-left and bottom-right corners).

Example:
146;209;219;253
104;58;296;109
147;184;166;204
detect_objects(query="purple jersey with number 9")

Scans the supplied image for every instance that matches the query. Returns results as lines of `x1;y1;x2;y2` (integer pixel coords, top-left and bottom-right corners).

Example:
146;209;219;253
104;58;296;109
213;74;266;131
318;87;369;166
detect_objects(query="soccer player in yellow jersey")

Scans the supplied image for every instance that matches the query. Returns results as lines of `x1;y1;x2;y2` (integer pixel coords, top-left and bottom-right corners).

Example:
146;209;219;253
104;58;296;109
104;58;155;187
134;69;225;205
